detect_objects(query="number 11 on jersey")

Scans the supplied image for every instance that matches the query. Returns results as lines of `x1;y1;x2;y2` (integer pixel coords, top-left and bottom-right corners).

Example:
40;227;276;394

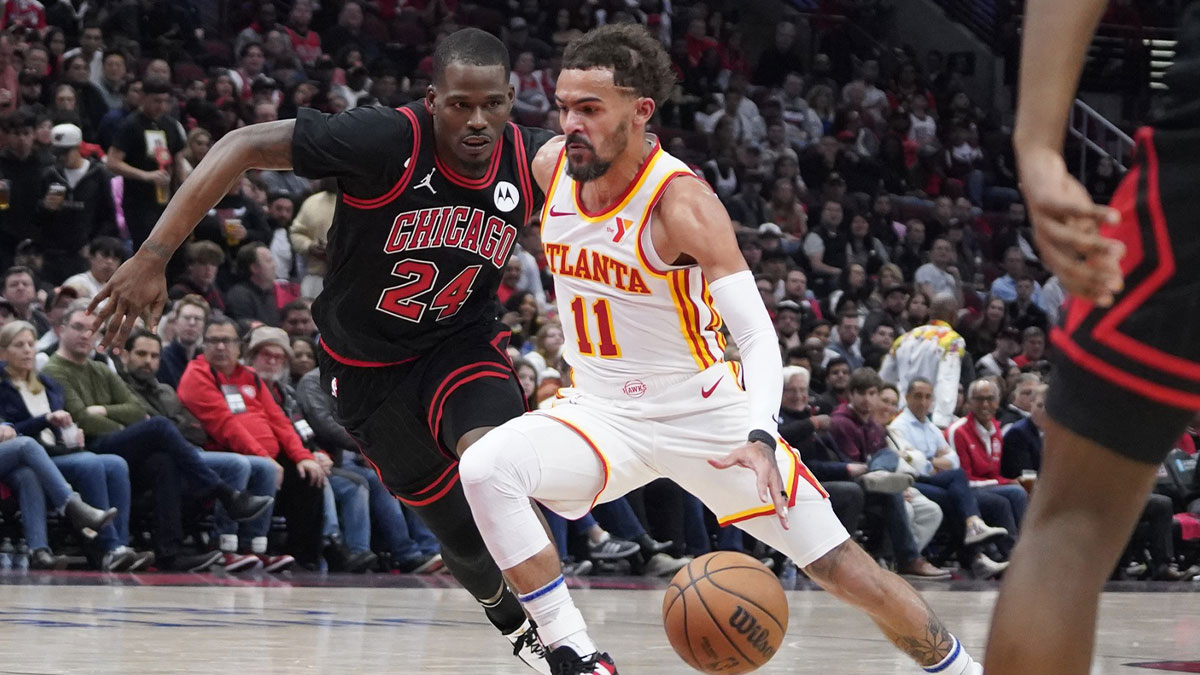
569;295;621;358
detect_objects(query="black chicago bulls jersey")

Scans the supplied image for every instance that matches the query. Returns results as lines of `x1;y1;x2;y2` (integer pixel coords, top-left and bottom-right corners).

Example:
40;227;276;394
292;102;554;365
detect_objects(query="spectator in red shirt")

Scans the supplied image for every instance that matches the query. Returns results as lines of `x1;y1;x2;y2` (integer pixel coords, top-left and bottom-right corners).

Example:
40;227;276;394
177;316;326;568
1012;326;1046;369
946;379;1028;538
5;0;47;33
285;0;322;66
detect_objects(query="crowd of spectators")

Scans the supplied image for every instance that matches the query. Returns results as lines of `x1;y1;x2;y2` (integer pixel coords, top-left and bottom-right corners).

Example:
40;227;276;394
0;0;1196;580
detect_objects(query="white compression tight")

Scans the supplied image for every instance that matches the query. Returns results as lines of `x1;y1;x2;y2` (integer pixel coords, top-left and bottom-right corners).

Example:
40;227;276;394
459;420;608;571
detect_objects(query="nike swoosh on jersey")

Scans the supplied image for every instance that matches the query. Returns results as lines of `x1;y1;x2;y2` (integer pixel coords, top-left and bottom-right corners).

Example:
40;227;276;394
549;206;576;217
701;378;722;398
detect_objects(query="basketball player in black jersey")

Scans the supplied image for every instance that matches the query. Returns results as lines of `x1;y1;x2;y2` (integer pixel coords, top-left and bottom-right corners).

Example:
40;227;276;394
89;29;553;672
988;1;1200;672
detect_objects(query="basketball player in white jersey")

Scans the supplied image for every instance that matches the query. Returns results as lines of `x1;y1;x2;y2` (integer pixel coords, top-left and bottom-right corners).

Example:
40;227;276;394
459;25;984;675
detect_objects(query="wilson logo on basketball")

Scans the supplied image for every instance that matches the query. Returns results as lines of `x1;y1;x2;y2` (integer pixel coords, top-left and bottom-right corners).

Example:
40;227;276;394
729;606;776;659
622;380;647;398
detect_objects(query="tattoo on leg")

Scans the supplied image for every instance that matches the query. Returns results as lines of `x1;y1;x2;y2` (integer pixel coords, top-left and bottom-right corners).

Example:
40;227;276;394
888;608;954;667
804;539;850;580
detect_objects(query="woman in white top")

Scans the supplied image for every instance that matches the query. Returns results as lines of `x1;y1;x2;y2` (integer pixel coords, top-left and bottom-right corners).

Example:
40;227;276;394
0;321;118;569
524;322;567;381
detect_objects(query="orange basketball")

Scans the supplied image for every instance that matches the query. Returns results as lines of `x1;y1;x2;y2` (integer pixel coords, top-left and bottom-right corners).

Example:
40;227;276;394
662;551;789;674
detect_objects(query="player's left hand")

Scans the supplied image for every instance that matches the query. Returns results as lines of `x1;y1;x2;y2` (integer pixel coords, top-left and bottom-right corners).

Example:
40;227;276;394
1017;145;1125;306
709;441;790;530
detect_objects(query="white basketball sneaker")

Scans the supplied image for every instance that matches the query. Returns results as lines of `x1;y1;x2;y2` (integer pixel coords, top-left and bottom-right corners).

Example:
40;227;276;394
506;618;551;674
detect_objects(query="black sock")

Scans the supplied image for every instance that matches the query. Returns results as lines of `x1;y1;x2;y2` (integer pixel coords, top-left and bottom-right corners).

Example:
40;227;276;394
481;587;526;634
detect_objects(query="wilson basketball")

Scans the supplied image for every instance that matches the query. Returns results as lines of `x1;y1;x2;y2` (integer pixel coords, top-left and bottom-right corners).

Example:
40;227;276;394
662;551;789;674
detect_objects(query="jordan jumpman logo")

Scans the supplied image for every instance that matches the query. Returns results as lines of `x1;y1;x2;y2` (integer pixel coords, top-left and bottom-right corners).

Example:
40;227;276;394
415;167;437;194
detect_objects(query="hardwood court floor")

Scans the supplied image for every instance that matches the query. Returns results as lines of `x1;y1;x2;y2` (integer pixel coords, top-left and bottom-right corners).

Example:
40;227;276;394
0;573;1195;674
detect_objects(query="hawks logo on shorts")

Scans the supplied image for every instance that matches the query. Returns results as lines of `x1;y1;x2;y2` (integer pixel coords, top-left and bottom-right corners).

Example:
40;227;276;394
540;139;727;387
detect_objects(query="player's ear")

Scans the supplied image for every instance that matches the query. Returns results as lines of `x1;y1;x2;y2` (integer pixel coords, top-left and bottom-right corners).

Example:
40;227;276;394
425;84;437;110
633;96;655;127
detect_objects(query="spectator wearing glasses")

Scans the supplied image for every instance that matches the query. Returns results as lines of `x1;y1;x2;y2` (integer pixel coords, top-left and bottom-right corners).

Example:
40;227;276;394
946;379;1028;545
177;316;326;568
44;303;275;571
889;377;1011;579
244;326;376;573
121;328;290;573
158;295;209;389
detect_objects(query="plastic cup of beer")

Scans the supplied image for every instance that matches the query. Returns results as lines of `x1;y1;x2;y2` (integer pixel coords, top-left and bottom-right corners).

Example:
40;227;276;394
224;217;243;246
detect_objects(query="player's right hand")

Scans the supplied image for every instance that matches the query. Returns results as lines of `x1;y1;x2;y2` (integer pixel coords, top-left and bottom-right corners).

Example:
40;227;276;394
1017;146;1125;307
709;442;790;530
88;251;169;352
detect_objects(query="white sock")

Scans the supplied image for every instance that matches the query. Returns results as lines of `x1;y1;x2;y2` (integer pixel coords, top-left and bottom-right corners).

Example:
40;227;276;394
922;635;978;675
250;537;268;555
518;575;595;655
219;534;238;553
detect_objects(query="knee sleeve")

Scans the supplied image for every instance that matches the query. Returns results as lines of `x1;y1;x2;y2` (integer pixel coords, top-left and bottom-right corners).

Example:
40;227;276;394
459;427;541;502
459;427;553;570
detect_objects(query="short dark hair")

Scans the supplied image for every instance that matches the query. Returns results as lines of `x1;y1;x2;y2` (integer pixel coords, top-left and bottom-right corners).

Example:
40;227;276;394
826;356;850;373
837;312;858;326
879;382;899;398
6;110;35;131
239;41;264;60
204;314;238;333
281;299;310;319
561;23;676;106
848;367;883;394
101;48;126;65
124;327;161;352
142;77;171;96
906;376;933;394
89;236;124;259
236;242;267;279
431;27;510;86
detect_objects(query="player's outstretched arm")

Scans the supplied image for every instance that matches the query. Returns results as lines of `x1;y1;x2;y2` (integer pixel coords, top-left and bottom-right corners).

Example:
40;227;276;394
1015;0;1123;306
658;177;790;529
89;120;296;350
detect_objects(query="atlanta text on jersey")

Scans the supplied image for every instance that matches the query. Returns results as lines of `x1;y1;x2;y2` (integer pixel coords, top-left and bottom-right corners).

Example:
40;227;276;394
543;242;652;295
383;205;519;269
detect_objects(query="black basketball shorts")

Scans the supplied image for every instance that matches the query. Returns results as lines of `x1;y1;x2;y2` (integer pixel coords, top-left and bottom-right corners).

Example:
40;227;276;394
318;322;527;504
1048;126;1200;464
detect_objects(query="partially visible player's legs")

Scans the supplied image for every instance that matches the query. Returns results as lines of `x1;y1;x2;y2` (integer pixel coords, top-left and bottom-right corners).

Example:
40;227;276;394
745;520;981;675
668;455;983;675
461;413;632;671
984;417;1163;674
318;350;529;637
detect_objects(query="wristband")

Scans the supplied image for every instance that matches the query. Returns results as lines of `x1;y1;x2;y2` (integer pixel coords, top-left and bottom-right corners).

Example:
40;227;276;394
747;429;776;449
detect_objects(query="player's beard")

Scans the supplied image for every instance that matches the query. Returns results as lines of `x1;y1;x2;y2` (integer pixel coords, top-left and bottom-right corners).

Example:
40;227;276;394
565;121;628;183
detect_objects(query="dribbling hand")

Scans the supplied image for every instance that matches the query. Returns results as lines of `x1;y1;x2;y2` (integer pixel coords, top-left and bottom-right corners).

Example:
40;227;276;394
88;253;169;353
1018;147;1125;307
709;441;790;530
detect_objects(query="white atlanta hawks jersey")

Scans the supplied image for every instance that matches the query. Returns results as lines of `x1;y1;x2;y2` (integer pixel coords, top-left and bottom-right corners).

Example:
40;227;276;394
540;139;728;391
